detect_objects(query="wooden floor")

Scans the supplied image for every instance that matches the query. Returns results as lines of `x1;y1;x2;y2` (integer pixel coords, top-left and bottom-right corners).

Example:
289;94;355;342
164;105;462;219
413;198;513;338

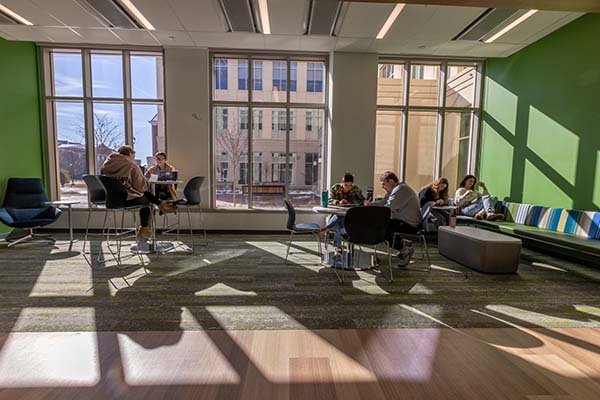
0;327;599;399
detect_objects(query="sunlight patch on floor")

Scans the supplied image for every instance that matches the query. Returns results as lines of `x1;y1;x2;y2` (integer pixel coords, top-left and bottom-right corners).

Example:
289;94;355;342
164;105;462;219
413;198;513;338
486;305;599;328
351;275;390;295
531;262;567;272
408;283;434;295
118;331;240;385
29;260;93;297
0;332;100;387
11;307;96;331
195;283;257;297
164;248;249;277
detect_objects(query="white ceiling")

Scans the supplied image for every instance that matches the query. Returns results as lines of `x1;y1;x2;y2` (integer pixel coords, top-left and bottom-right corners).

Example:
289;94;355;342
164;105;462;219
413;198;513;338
0;0;583;57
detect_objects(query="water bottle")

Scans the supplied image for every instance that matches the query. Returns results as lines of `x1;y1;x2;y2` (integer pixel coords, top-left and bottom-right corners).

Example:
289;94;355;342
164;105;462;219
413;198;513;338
366;187;373;202
449;208;457;228
321;190;328;207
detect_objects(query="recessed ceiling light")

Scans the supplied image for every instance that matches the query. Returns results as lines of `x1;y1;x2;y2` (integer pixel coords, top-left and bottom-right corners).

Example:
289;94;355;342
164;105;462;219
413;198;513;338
258;0;271;34
117;0;155;30
0;4;33;25
484;9;538;43
376;3;405;40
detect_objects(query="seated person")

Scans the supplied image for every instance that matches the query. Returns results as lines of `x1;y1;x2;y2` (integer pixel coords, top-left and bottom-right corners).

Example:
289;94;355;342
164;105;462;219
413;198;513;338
454;174;503;221
101;145;177;238
145;151;177;200
322;172;366;250
367;171;421;266
419;178;449;208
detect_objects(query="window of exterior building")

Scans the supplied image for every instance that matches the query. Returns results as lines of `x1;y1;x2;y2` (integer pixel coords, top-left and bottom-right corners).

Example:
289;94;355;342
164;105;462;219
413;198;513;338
307;63;323;92
42;48;165;206
373;60;482;198
212;54;327;209
215;59;228;90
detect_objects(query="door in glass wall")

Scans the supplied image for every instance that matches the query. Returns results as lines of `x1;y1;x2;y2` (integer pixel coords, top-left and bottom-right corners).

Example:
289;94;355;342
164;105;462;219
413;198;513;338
405;111;438;191
289;109;324;207
55;101;87;203
214;106;249;208
442;112;472;192
373;110;403;199
251;108;287;208
408;64;440;107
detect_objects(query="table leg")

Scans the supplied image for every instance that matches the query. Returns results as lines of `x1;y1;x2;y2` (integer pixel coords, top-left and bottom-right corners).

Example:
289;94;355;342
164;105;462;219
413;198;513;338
68;205;73;251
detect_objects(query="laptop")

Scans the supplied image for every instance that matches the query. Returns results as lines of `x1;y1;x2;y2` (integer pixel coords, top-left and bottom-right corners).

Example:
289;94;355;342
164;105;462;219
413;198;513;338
158;170;173;181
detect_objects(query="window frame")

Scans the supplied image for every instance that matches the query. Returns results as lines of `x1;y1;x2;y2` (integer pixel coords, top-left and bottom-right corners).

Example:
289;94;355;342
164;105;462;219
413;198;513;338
376;58;484;186
41;46;166;204
210;52;329;210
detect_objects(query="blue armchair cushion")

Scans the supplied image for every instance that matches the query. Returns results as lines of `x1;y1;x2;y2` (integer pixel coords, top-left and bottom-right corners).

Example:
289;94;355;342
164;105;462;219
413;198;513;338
293;223;321;233
0;206;62;229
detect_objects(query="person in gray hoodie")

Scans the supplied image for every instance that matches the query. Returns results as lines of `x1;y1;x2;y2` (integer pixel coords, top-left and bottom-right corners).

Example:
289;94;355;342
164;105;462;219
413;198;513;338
101;145;177;238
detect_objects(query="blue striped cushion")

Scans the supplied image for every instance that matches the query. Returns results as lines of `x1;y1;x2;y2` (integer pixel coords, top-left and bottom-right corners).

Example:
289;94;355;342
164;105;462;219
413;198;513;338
527;206;544;227
546;208;564;232
589;213;600;239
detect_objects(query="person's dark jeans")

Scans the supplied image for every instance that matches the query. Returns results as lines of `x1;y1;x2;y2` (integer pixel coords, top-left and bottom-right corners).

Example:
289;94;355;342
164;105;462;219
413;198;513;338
125;191;161;227
386;219;419;251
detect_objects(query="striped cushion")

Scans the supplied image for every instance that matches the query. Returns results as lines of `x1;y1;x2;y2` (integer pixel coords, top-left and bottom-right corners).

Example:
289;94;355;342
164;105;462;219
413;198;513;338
498;202;600;239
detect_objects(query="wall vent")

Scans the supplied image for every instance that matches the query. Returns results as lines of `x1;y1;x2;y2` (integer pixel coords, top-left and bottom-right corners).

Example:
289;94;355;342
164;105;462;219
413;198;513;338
76;0;140;29
454;8;519;41
307;0;343;36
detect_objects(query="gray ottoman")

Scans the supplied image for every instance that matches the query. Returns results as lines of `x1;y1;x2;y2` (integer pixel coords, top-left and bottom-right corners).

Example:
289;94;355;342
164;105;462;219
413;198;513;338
438;226;521;273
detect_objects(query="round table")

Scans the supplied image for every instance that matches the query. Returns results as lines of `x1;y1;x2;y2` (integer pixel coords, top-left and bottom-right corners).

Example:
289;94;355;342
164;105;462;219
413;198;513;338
312;205;378;270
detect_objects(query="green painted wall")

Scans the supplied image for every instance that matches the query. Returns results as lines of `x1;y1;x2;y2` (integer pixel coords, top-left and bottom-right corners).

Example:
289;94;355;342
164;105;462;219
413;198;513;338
0;39;45;233
480;13;600;211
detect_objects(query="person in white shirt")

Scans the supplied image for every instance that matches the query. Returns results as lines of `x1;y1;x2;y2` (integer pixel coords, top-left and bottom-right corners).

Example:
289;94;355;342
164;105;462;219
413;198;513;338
366;171;421;266
454;174;503;221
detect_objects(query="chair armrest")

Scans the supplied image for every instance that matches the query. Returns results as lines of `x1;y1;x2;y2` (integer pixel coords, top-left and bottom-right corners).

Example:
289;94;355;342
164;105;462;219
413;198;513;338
0;208;14;225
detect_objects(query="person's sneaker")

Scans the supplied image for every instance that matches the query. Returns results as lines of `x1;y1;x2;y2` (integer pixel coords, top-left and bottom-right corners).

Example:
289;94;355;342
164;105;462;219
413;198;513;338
474;212;484;220
137;226;152;239
486;213;504;221
396;247;414;268
159;201;178;214
403;239;413;247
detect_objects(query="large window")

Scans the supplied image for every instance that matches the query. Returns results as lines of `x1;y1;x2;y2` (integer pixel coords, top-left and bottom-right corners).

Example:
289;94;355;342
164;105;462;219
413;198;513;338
374;60;482;196
43;48;165;206
212;55;327;209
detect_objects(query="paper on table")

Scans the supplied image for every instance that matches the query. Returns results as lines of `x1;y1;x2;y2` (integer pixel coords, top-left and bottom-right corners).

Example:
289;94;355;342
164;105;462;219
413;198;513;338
149;174;158;182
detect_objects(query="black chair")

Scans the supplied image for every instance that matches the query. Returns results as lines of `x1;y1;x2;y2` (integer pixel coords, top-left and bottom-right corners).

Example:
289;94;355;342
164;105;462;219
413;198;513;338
284;199;322;264
166;176;206;253
82;175;107;255
341;206;393;283
391;203;433;272
0;178;62;247
97;175;147;265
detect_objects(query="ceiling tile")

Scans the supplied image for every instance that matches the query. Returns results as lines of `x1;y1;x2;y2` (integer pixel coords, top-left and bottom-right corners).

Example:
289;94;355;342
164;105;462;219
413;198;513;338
77;28;125;44
167;0;228;32
432;40;481;56
36;26;84;42
188;31;265;48
130;0;183;31
299;35;336;51
152;30;195;47
263;34;300;50
337;2;394;38
0;25;52;42
0;0;63;26
370;39;442;55
334;37;374;52
268;0;308;35
110;29;161;46
29;0;105;28
493;11;580;44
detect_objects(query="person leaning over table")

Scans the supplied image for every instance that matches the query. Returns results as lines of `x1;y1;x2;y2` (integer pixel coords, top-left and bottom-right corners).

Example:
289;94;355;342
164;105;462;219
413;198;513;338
320;172;366;251
145;151;177;200
365;171;421;267
101;145;177;239
418;177;449;208
454;174;503;221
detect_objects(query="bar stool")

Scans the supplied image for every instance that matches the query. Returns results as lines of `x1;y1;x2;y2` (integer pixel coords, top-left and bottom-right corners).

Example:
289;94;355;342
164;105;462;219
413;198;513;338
164;176;206;253
82;174;107;256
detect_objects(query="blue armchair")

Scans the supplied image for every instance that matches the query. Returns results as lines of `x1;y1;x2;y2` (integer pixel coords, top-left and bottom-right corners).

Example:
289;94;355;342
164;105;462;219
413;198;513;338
0;178;62;247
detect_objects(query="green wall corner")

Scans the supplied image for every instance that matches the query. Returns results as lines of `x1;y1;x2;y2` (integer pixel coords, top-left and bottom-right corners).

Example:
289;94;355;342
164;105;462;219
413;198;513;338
480;13;600;211
0;39;45;233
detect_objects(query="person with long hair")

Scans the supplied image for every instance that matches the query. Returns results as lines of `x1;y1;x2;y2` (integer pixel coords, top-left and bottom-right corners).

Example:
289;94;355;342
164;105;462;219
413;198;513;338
419;177;449;208
455;174;503;221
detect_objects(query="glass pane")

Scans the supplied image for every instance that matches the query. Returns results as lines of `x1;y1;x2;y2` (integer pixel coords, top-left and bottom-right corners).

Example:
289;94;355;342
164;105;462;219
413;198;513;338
55;101;87;205
446;65;476;108
214;106;249;208
132;103;165;171
373;110;403;199
213;58;248;102
131;54;164;99
91;52;123;98
442;112;472;192
377;63;404;106
409;64;440;107
251;59;286;103
92;102;126;174
288;109;323;208
251;108;287;208
405;111;437;191
290;61;325;104
52;52;83;97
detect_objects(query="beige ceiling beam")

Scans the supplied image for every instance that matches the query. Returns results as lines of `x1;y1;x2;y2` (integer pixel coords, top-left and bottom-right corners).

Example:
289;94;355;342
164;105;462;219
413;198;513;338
337;0;600;13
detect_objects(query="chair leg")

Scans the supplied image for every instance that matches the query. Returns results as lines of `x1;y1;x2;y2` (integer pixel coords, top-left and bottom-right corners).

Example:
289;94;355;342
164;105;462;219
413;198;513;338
83;207;92;254
285;231;294;264
187;207;194;253
421;235;432;271
316;234;322;257
97;211;109;262
387;244;394;283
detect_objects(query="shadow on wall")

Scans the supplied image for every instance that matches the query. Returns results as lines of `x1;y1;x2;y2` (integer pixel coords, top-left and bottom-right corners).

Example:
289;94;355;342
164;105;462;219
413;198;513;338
480;14;600;212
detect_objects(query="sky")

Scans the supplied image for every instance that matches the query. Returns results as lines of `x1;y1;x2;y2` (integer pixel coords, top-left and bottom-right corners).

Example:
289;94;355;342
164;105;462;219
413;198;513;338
53;52;162;165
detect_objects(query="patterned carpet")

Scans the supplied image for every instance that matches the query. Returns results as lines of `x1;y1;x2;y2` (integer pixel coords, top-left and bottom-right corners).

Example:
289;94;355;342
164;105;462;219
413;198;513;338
0;233;599;333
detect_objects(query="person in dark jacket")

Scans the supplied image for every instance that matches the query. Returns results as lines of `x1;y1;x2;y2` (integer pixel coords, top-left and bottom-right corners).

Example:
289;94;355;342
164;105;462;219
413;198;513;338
418;177;449;208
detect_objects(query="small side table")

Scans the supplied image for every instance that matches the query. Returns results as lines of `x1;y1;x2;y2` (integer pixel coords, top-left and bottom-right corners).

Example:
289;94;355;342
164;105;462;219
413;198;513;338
45;200;79;251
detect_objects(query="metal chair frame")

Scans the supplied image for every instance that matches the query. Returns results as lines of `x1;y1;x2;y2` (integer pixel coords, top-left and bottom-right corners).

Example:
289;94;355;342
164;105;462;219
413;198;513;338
284;199;322;265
